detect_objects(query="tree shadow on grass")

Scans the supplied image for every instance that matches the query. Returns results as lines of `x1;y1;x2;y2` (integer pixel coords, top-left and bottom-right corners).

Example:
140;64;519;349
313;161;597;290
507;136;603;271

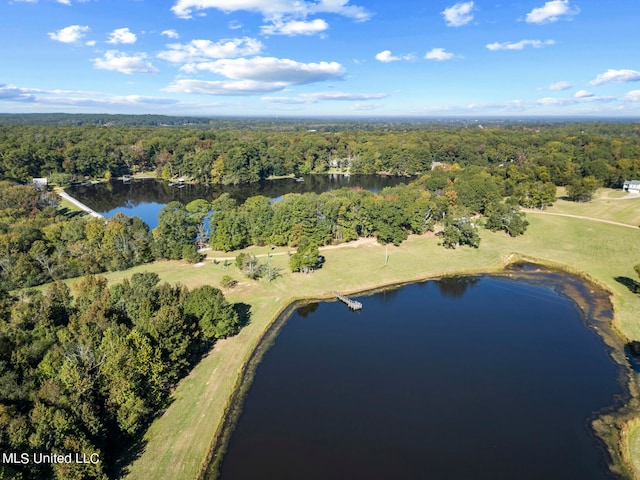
614;276;640;294
57;206;86;218
110;435;149;479
233;302;252;328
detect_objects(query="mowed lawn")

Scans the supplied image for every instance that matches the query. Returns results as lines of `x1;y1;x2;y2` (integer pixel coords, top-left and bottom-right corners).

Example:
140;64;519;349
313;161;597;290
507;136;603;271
545;188;640;227
118;205;640;480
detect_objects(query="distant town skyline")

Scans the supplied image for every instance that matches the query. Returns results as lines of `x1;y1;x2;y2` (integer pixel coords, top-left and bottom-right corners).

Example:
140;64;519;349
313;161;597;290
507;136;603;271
1;0;639;117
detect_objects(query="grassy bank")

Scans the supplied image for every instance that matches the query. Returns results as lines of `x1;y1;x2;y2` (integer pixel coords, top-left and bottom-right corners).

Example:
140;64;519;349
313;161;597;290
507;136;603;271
106;203;640;479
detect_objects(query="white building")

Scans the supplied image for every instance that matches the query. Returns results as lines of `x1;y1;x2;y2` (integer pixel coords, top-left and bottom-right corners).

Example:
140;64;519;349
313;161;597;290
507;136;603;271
623;180;640;194
32;177;48;190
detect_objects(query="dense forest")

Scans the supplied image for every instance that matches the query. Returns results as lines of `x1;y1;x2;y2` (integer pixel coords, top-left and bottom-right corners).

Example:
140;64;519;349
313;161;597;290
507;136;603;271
1;121;640;187
0;273;244;479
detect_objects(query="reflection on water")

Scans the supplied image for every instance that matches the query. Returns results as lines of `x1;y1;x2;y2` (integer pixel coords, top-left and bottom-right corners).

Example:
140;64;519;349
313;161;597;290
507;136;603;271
216;275;625;480
68;175;410;229
435;276;480;298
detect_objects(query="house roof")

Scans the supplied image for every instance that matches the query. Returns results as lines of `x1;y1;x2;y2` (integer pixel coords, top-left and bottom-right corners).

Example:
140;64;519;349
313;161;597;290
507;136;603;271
624;180;640;186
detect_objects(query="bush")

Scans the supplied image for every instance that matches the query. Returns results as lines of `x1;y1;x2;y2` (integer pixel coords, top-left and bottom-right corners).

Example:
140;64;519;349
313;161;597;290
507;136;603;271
182;244;202;263
220;275;238;289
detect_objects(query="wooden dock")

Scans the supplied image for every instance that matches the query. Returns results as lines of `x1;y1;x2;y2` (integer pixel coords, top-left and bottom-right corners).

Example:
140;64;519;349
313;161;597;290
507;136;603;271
57;190;104;219
333;292;363;310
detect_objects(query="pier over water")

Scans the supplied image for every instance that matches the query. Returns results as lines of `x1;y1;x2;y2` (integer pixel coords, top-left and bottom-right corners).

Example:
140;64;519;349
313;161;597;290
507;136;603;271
333;292;362;310
57;190;104;219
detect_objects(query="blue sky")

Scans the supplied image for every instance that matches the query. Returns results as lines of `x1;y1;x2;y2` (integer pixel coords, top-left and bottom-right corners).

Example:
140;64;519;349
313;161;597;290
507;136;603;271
1;0;639;117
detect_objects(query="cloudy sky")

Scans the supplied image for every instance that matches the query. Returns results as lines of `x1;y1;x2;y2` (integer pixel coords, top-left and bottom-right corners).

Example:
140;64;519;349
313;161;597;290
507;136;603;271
1;0;639;117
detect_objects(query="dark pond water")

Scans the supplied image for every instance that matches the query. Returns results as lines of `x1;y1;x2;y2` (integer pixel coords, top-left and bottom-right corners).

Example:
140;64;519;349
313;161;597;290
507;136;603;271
216;275;625;480
67;175;410;229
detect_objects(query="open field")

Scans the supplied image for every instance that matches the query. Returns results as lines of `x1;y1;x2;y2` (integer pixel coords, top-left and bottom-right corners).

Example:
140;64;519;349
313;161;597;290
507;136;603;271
106;201;640;479
546;188;640;227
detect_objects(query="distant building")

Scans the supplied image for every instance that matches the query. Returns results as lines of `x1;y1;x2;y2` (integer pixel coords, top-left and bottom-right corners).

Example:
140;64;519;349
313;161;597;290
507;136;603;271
623;180;640;194
32;177;48;190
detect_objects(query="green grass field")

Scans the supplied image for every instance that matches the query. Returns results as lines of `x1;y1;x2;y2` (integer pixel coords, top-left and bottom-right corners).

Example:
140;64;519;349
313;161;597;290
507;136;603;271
115;189;640;480
546;188;640;227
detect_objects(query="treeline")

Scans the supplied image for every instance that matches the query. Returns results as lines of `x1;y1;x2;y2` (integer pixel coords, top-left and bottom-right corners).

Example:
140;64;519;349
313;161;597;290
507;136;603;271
1;123;640;187
153;166;531;259
0;182;154;291
0;273;243;479
0;149;582;292
0;113;214;127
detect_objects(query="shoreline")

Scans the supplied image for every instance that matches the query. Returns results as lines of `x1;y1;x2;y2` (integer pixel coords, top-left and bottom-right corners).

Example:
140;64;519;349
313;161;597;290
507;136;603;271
198;258;638;480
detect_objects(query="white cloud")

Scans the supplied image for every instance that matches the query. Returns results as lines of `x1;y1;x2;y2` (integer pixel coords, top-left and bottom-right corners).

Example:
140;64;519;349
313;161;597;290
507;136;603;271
0;84;38;102
537;97;570;106
93;51;159;74
263;91;387;103
167;57;345;96
425;48;455;61
375;50;414;63
0;83;176;107
486;39;555;51
547;81;572;91
574;89;593;98
158;37;263;63
537;93;614;106
261;18;329;36
57;0;71;5
589;69;640;86
181;56;345;84
107;28;137;44
165;79;289;95
624;90;640;102
228;20;243;29
304;91;386;101
0;82;239;114
471;100;526;110
375;50;399;63
441;2;474;27
162;29;180;39
349;102;381;111
261;96;309;104
525;0;579;24
171;0;371;21
48;25;90;43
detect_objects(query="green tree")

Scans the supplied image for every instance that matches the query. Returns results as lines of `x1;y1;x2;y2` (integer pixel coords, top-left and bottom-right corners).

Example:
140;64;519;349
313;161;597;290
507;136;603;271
184;285;240;339
153;201;197;260
441;217;480;249
289;237;320;273
566;176;600;202
484;203;529;237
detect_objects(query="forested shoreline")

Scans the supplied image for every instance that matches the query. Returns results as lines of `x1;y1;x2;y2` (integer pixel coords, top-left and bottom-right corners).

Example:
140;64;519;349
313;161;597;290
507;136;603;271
2;119;640;290
1;121;639;186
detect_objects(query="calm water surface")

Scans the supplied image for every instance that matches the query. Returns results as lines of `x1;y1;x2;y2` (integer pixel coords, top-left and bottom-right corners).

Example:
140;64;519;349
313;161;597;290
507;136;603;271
68;175;409;229
217;276;624;480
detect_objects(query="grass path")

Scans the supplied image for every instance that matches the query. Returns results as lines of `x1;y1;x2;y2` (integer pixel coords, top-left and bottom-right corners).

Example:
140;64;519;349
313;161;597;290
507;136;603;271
524;209;639;229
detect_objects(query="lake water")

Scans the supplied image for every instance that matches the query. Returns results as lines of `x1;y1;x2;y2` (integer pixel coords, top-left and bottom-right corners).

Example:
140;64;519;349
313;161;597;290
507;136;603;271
68;175;410;229
215;274;625;480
